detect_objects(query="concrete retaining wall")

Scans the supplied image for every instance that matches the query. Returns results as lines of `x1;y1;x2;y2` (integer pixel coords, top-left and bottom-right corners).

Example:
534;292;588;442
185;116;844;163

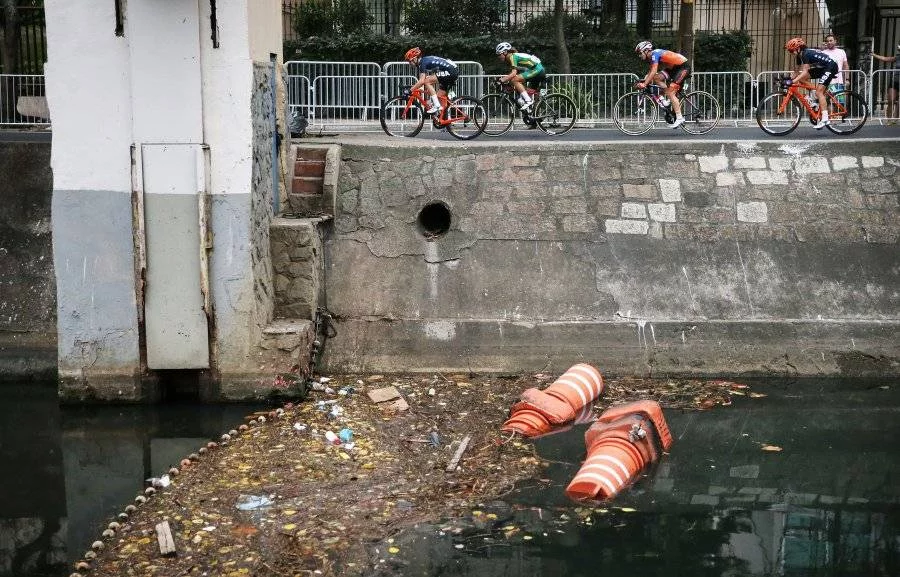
0;142;57;381
320;139;900;378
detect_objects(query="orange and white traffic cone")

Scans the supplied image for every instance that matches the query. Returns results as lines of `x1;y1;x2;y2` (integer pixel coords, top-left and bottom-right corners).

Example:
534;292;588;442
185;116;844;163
502;364;604;437
565;400;672;501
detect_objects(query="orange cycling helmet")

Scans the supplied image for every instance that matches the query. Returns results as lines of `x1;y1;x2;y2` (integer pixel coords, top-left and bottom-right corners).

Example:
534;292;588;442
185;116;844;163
404;47;422;62
784;37;806;52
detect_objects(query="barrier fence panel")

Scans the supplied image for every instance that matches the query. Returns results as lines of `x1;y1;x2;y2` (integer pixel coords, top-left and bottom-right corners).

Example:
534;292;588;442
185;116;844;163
689;72;753;124
286;74;311;119
546;73;639;127
870;69;899;123
310;75;383;128
285;61;382;84
0;74;48;126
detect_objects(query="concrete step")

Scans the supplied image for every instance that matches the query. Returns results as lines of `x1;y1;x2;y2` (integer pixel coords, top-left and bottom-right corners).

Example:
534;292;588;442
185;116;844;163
292;176;323;195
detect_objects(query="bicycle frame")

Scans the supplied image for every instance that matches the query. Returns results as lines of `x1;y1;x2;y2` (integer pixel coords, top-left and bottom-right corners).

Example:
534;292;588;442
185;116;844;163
401;88;469;127
497;81;542;107
777;81;849;122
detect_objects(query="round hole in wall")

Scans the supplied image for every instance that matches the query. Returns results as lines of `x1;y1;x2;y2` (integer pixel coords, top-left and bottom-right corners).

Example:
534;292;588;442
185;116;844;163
417;201;452;239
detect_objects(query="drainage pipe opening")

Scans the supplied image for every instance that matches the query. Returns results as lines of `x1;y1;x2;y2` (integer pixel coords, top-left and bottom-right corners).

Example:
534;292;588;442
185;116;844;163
417;202;452;239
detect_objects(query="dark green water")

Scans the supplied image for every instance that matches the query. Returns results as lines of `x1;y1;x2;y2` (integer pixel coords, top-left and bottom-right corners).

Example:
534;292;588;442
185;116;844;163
372;379;900;577
1;379;897;576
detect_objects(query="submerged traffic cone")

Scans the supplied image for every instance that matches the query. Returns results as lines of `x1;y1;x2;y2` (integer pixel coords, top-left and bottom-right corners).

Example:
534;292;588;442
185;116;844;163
565;400;672;501
502;363;604;437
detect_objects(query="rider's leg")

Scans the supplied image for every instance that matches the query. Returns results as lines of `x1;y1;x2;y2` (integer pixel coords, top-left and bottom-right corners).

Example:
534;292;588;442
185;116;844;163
424;76;441;114
512;75;533;110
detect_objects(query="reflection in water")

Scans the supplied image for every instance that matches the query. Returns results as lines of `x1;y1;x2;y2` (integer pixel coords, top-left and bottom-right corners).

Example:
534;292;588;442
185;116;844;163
0;381;897;576
0;383;265;577
375;382;900;576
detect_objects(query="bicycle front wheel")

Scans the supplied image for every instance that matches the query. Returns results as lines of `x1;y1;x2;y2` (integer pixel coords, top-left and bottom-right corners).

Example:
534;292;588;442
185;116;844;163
445;96;487;140
680;91;720;134
534;93;577;135
825;90;869;135
613;91;657;135
481;94;515;136
755;93;802;136
380;95;425;137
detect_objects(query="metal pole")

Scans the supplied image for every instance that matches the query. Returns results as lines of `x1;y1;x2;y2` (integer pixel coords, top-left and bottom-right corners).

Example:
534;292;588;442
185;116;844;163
270;53;280;216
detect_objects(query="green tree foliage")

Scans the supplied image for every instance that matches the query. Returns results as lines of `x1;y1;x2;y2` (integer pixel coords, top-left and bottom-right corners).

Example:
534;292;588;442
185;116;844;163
285;34;643;75
518;12;594;40
694;30;753;71
293;0;373;38
404;0;503;36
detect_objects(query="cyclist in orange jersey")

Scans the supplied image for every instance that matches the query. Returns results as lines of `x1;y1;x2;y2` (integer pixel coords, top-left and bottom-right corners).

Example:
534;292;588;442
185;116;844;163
635;40;691;129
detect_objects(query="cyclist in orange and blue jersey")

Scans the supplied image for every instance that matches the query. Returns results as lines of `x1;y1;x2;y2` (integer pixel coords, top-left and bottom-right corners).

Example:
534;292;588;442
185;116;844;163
495;42;546;112
784;37;839;129
405;47;459;115
635;40;691;129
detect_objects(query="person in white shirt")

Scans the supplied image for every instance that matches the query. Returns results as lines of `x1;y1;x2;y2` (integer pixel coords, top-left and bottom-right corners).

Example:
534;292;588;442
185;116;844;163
820;34;849;95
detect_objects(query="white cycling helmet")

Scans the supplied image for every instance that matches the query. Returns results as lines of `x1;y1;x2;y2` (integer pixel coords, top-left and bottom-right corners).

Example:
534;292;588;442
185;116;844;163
495;42;513;55
635;40;653;54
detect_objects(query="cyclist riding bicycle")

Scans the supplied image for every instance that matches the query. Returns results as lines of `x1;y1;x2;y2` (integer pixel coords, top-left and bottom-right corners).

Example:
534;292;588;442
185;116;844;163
635;40;691;129
495;42;546;113
784;37;839;129
404;47;459;115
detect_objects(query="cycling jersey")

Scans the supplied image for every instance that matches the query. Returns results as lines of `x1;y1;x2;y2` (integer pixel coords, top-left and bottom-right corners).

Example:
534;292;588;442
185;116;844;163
796;48;838;85
506;52;546;85
796;48;838;71
649;49;687;69
418;55;459;91
418;56;458;76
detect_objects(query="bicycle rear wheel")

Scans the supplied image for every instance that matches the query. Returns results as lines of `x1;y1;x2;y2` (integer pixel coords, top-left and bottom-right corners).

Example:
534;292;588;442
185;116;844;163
825;90;869;135
613;91;657;135
445;96;487;140
380;95;425;137
755;93;802;136
481;94;515;136
533;93;577;135
679;91;720;134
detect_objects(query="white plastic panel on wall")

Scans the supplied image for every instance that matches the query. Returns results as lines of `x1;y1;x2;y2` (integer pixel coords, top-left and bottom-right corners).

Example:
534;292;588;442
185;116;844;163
141;144;210;369
128;0;203;143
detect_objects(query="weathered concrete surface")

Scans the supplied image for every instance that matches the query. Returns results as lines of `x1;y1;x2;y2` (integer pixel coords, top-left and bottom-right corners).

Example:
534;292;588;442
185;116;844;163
0;142;57;382
319;140;900;378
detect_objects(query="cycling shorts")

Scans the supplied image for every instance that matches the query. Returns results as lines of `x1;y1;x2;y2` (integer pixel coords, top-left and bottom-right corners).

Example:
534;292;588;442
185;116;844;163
430;68;459;91
661;62;690;89
523;70;547;91
809;63;838;86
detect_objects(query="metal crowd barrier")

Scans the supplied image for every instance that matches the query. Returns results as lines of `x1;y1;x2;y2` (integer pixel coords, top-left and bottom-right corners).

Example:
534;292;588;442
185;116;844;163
0;65;888;130
870;69;899;123
0;74;49;126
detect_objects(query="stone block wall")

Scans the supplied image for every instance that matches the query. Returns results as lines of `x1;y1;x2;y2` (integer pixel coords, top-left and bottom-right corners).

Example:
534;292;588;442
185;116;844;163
271;217;323;320
320;140;899;377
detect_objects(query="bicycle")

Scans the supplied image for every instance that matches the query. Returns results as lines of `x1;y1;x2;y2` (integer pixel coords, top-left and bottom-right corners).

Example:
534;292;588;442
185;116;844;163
380;86;487;140
481;81;577;136
755;78;868;136
613;84;720;135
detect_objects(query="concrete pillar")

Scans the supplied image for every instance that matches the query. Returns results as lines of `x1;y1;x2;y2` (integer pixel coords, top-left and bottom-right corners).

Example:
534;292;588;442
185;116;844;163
45;0;284;399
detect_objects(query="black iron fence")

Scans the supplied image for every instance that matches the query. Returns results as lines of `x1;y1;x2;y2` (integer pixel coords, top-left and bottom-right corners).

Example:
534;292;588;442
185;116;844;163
0;5;46;74
284;0;838;74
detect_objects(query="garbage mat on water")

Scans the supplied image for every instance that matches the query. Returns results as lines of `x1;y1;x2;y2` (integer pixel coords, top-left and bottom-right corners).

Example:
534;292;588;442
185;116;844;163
235;494;274;511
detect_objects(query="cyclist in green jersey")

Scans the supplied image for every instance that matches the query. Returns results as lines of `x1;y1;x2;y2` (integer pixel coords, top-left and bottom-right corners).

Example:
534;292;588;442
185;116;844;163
495;42;546;112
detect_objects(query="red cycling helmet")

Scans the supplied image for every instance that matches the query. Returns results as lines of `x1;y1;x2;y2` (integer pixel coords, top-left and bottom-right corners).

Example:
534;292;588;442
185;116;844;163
784;37;806;52
404;47;422;62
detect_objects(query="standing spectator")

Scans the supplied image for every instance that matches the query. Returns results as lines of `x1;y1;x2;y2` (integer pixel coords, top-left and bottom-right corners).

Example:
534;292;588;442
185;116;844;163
873;47;900;124
820;34;849;96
